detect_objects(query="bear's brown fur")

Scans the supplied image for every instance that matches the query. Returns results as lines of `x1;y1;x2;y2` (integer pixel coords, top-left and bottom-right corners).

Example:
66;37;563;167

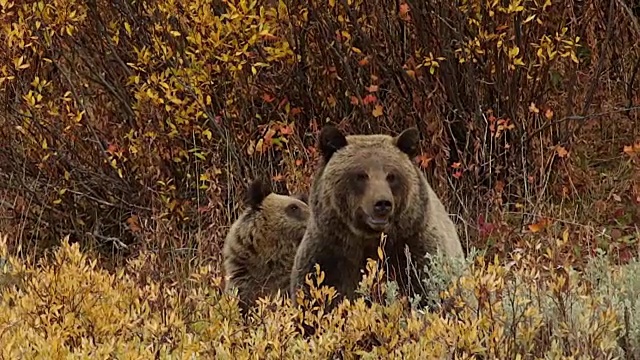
290;125;463;306
223;178;310;312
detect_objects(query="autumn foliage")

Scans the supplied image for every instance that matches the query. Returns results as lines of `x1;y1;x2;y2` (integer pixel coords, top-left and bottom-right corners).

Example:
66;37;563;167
0;0;639;356
2;233;640;358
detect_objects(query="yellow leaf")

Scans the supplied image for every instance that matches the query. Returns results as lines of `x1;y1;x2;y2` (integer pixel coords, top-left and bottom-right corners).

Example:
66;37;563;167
372;104;383;117
508;46;519;58
570;51;579;64
528;102;539;113
202;129;212;140
41;139;48;149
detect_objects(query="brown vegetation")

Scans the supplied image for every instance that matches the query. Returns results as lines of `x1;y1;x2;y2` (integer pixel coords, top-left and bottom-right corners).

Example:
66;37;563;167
0;0;639;356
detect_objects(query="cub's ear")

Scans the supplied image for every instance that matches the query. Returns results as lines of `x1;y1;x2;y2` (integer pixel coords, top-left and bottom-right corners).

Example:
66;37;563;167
319;125;348;162
246;178;272;210
395;127;420;158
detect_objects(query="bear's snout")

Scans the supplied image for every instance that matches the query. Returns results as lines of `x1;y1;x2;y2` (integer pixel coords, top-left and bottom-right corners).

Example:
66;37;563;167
359;196;394;232
373;200;393;217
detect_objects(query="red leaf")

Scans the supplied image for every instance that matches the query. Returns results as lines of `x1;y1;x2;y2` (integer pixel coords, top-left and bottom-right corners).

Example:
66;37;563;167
262;93;275;103
106;143;118;155
280;124;294;135
363;94;377;105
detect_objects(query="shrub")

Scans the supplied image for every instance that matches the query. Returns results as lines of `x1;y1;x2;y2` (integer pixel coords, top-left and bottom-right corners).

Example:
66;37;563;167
0;232;638;358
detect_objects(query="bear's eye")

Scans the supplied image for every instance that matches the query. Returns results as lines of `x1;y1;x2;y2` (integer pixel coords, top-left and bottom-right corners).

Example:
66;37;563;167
386;173;397;184
285;203;305;219
355;172;368;182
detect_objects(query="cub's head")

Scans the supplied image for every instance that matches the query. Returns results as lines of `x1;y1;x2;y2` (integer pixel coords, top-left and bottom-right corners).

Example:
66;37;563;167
317;125;421;235
245;178;310;244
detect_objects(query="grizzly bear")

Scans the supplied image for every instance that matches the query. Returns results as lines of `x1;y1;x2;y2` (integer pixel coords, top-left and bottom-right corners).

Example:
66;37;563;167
290;125;463;307
223;178;310;312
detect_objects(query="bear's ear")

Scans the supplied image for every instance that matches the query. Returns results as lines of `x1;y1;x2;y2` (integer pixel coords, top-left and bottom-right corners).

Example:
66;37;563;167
246;178;272;209
319;125;348;162
395;127;420;158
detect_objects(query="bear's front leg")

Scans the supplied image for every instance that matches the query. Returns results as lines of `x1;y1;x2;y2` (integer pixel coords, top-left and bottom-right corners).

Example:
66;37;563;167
291;242;362;309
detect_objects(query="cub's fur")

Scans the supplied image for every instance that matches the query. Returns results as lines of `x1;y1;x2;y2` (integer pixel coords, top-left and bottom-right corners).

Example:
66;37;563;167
223;179;310;311
290;126;463;306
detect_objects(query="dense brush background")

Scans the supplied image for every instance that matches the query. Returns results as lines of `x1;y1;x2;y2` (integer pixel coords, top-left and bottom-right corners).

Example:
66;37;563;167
0;0;639;357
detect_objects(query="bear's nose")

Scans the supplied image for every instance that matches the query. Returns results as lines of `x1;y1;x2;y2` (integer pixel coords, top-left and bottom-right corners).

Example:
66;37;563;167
373;200;393;217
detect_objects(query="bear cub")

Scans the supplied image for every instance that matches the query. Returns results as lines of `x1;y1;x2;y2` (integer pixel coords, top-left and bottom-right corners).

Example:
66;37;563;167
290;125;463;307
223;178;310;312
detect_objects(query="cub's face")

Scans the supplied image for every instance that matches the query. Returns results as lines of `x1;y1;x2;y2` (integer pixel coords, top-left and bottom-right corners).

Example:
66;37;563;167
246;179;310;244
261;193;310;230
317;126;420;235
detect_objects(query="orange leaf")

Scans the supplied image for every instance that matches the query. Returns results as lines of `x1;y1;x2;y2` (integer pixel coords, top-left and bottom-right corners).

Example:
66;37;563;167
417;154;432;169
544;108;554;120
126;215;141;233
264;128;277;143
372;104;384;117
366;84;379;92
528;102;539;113
528;218;549;233
350;96;359;105
358;57;370;66
623;145;634;155
295;159;303;166
556;145;568;158
399;3;410;17
623;143;640;156
528;223;542;233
